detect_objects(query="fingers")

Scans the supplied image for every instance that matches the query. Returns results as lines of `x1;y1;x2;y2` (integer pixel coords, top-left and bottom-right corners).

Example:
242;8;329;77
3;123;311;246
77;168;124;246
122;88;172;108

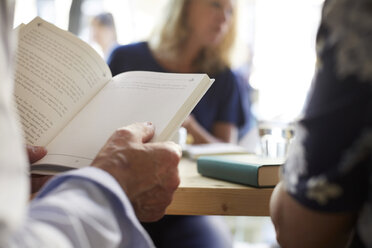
134;185;176;222
145;141;181;189
116;122;155;143
146;141;182;160
31;174;53;194
92;122;156;172
93;122;182;222
26;145;47;164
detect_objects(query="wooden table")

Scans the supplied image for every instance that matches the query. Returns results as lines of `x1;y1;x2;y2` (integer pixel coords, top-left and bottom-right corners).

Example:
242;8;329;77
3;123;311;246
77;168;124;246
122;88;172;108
166;158;274;216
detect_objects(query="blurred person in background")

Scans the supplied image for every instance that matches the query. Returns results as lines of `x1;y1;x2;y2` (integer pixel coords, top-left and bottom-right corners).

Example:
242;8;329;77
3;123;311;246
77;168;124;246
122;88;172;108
90;12;118;60
109;0;247;145
107;0;249;247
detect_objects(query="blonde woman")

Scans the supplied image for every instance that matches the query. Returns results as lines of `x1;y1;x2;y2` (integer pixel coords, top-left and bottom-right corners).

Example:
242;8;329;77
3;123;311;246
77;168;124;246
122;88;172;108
108;1;243;247
109;0;245;145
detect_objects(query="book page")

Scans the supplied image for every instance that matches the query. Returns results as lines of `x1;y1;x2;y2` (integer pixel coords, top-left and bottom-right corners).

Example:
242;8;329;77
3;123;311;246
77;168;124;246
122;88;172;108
13;23;26;34
14;17;111;146
33;71;213;170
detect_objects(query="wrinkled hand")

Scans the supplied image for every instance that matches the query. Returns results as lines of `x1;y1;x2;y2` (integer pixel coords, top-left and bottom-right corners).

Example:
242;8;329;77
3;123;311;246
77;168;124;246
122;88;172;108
91;122;181;222
26;145;52;194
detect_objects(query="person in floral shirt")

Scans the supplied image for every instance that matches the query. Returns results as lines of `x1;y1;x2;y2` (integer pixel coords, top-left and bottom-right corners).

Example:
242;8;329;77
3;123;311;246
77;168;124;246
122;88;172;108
270;0;372;247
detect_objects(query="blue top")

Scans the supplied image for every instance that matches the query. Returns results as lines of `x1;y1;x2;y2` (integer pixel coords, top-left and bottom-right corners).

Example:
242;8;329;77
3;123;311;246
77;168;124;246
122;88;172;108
108;42;246;132
282;0;372;246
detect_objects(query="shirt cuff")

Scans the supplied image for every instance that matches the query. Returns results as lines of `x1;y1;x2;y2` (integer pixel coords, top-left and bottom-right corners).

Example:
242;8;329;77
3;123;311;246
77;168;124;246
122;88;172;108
35;167;153;246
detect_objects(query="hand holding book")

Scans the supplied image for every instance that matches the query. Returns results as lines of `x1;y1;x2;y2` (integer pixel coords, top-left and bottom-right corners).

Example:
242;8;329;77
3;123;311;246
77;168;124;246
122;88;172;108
14;17;213;173
91;122;181;222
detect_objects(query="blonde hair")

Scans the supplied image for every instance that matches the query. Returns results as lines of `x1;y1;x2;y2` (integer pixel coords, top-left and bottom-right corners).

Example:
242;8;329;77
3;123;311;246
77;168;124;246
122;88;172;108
149;0;237;75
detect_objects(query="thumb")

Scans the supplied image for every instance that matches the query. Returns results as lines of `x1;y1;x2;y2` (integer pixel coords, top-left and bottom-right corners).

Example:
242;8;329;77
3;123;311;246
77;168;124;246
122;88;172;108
26;145;47;164
118;122;155;143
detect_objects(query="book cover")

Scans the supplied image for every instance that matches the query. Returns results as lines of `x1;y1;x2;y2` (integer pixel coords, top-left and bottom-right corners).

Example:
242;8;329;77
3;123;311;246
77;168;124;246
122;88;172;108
197;154;285;187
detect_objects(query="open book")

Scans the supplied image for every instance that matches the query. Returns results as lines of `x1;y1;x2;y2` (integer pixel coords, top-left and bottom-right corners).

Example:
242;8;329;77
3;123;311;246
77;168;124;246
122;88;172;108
14;17;213;174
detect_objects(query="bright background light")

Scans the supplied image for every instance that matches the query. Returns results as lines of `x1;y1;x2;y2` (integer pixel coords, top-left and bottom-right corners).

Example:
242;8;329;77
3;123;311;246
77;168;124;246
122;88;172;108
250;0;322;123
14;0;324;124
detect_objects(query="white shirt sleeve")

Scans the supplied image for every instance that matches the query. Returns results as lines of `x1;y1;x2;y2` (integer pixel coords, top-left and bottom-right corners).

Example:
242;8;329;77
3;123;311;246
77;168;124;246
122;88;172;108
7;167;155;248
0;0;31;246
0;2;154;247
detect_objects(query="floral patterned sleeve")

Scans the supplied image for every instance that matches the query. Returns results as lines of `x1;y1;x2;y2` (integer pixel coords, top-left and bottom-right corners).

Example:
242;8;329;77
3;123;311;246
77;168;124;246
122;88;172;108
282;0;372;214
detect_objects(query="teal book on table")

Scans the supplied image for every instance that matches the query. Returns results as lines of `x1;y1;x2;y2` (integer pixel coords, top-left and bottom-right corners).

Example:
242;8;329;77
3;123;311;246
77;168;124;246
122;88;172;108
197;154;285;188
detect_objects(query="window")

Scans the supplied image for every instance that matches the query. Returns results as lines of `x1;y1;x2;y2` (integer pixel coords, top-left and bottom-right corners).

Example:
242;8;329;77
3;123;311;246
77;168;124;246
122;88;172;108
250;0;323;123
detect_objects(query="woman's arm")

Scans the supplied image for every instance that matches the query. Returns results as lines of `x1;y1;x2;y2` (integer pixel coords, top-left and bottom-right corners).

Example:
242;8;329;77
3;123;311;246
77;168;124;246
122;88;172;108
182;115;238;144
270;182;357;248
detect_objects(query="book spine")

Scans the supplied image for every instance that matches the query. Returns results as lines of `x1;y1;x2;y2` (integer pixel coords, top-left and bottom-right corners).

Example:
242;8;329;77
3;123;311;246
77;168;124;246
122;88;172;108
197;157;259;187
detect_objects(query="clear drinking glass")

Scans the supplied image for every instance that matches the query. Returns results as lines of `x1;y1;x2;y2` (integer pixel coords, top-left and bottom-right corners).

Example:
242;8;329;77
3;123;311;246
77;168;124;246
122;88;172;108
258;122;294;158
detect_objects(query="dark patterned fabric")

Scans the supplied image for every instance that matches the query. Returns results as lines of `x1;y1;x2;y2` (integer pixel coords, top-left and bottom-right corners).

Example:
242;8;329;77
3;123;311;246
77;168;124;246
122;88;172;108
282;0;372;246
